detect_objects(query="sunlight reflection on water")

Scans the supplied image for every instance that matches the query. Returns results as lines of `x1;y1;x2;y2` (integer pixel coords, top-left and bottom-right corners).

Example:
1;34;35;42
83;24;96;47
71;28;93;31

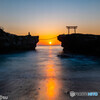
37;46;63;100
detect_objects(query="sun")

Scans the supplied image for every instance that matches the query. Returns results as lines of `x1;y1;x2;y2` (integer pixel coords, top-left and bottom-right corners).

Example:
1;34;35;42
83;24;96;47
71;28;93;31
49;41;52;45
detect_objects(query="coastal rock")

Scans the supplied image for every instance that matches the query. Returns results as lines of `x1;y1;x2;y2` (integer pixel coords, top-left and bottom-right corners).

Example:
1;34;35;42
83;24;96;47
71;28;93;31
0;28;39;53
58;33;100;56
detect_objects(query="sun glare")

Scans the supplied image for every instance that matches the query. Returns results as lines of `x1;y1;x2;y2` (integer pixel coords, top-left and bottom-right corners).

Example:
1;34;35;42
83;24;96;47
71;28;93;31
49;41;52;45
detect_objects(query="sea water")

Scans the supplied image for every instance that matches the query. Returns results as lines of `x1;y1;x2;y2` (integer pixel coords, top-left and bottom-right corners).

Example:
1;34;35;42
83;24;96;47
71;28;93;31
0;46;100;100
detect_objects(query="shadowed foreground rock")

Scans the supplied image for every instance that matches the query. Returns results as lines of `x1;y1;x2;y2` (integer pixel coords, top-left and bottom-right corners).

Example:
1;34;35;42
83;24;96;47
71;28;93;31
58;33;100;56
0;28;39;53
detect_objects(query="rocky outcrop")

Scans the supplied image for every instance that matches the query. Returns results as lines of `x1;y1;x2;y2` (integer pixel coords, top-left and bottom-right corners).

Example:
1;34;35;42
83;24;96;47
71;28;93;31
0;28;39;53
58;33;100;56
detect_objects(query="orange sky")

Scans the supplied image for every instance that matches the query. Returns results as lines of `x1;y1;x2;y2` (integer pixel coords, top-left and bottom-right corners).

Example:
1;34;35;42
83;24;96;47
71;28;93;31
37;34;60;45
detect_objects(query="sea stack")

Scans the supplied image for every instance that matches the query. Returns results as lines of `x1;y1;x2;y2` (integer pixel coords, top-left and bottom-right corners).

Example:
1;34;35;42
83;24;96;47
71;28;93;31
0;28;39;53
58;33;100;56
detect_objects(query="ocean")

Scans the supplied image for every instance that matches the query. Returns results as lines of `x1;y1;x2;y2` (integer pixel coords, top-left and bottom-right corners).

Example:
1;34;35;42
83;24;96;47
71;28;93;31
0;46;100;100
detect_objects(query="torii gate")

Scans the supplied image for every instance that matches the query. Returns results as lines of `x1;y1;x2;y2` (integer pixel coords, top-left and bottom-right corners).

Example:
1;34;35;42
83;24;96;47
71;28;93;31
66;26;78;34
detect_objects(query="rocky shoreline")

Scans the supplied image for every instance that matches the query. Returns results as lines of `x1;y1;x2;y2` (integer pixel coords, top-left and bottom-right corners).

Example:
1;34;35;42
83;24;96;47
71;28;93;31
58;33;100;56
0;28;39;53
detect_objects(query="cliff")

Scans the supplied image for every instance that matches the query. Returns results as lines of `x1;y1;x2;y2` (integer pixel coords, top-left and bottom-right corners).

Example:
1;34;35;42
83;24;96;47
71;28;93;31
58;33;100;56
0;28;39;53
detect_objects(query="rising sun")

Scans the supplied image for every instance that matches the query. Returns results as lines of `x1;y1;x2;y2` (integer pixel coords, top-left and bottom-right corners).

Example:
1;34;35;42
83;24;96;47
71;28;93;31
49;41;52;45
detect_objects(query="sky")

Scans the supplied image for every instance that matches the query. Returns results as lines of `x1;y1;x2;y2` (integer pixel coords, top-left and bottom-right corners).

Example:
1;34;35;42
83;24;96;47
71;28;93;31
0;0;100;45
